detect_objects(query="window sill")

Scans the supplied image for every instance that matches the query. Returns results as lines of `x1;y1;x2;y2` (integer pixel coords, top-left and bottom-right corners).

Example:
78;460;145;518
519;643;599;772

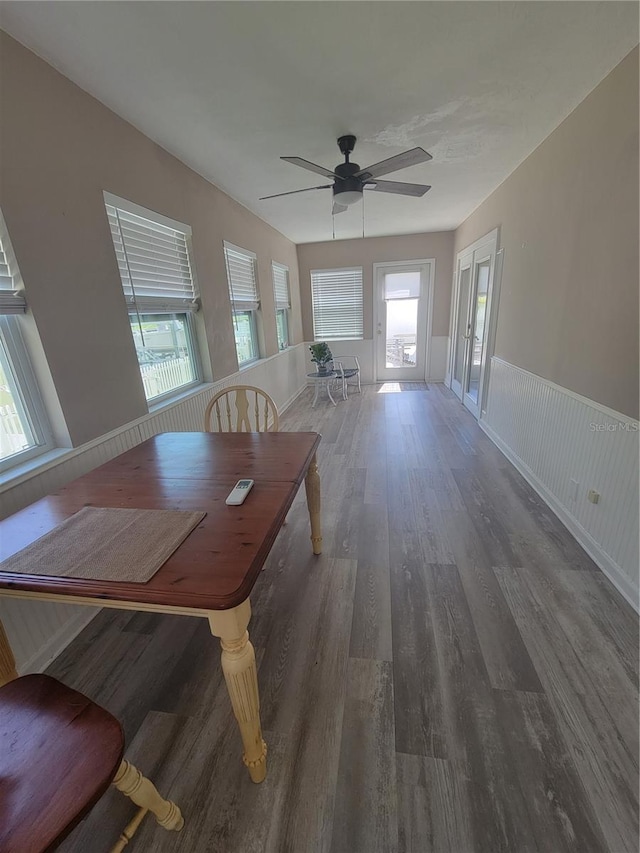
0;382;214;497
0;447;71;493
147;381;208;414
238;346;300;373
0;349;302;499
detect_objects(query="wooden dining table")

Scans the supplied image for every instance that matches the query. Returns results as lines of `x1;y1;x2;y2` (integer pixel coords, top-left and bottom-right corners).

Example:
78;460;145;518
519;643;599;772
0;430;322;784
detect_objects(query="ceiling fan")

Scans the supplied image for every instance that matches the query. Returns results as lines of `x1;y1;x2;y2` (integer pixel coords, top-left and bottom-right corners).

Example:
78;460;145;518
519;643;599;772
260;135;432;214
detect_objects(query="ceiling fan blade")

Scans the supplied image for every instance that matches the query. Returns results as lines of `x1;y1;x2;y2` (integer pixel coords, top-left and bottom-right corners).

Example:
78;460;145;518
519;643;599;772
332;201;348;215
281;157;341;179
365;180;431;197
259;184;332;200
355;147;432;180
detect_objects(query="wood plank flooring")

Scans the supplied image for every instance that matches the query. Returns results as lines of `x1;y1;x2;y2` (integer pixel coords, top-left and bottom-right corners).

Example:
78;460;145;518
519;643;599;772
49;383;638;853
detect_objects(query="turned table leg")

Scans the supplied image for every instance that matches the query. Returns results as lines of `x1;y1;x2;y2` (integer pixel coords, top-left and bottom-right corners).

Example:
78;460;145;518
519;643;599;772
0;619;18;686
208;600;267;783
304;452;322;555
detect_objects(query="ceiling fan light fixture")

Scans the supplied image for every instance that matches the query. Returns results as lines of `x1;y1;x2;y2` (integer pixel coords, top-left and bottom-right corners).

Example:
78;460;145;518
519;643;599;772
337;190;363;206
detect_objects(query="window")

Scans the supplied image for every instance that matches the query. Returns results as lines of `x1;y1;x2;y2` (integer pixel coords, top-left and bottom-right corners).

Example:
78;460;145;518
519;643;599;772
0;226;53;472
224;242;261;365
272;262;290;350
311;267;364;340
105;194;201;402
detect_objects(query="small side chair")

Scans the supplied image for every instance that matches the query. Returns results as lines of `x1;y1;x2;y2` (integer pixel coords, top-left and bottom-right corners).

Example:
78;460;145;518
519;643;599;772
333;356;361;400
204;385;279;432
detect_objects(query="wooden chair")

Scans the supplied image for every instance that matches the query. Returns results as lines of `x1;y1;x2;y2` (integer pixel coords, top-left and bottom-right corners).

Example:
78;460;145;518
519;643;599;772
204;385;279;433
0;666;184;852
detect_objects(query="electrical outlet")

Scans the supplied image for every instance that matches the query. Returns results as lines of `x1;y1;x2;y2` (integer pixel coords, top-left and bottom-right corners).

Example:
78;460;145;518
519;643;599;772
569;479;579;502
587;489;600;504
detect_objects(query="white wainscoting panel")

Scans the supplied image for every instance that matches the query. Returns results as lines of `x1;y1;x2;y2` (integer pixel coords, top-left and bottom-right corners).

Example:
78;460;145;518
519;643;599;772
481;357;639;609
428;336;448;381
307;339;375;384
0;345;308;672
305;336;447;384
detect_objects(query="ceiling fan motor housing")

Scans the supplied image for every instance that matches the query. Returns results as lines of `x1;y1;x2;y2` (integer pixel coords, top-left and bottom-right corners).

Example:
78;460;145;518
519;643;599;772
333;176;363;201
333;153;367;203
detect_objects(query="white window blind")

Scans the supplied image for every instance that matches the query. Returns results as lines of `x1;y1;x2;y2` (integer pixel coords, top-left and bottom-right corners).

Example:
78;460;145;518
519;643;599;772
272;262;290;310
0;235;26;315
224;243;260;311
105;202;197;312
384;271;421;300
311;267;363;340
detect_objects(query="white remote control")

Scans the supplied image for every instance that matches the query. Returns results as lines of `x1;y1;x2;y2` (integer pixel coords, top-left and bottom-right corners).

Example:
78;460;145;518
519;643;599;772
225;479;254;506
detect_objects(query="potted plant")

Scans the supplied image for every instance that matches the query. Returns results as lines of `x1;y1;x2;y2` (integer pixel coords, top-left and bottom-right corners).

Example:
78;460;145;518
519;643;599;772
309;341;333;375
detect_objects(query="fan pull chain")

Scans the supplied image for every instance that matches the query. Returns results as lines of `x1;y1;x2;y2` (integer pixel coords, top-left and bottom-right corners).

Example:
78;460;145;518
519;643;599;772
362;192;365;239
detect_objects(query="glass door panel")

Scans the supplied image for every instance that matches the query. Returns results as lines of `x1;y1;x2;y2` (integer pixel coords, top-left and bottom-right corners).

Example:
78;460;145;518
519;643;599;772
385;297;419;369
375;264;430;381
453;265;471;393
465;260;490;402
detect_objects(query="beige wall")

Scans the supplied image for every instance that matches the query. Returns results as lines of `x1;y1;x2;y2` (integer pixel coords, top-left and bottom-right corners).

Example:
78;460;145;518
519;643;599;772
296;231;455;342
455;47;639;419
0;32;303;446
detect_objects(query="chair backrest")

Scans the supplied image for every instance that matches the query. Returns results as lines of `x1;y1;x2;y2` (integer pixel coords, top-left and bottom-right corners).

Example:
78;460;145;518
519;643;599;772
204;385;279;433
334;355;360;373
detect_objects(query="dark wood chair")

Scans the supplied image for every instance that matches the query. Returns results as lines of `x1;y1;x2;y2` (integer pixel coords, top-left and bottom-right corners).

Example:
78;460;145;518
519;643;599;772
0;673;184;853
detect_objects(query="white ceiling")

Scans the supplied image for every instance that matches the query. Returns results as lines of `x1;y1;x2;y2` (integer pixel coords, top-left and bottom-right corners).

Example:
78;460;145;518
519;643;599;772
0;2;637;244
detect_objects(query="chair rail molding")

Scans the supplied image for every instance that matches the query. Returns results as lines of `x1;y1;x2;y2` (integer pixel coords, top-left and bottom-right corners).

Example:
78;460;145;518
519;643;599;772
480;356;639;611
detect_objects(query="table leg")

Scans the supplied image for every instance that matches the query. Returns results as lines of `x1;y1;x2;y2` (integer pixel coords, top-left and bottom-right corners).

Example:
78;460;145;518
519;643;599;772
208;601;267;783
326;378;337;407
0;618;18;686
304;452;322;555
312;378;320;408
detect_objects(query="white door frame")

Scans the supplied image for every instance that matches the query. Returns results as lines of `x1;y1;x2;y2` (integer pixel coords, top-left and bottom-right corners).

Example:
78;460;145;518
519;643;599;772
373;259;435;382
447;229;500;418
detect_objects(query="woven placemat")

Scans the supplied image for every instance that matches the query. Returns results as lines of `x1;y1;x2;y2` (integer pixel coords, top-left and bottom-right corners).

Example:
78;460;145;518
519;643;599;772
0;506;206;583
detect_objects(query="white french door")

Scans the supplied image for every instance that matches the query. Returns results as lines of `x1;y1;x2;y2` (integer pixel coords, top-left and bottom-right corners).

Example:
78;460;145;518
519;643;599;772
449;231;498;418
374;261;432;381
451;254;472;401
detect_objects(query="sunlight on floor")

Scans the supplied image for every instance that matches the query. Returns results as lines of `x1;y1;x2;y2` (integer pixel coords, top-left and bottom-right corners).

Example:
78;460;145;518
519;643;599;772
377;382;402;393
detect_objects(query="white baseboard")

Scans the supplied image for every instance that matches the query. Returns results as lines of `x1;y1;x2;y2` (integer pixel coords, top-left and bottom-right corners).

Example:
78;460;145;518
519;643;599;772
280;382;308;412
479;418;639;611
427;336;448;382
